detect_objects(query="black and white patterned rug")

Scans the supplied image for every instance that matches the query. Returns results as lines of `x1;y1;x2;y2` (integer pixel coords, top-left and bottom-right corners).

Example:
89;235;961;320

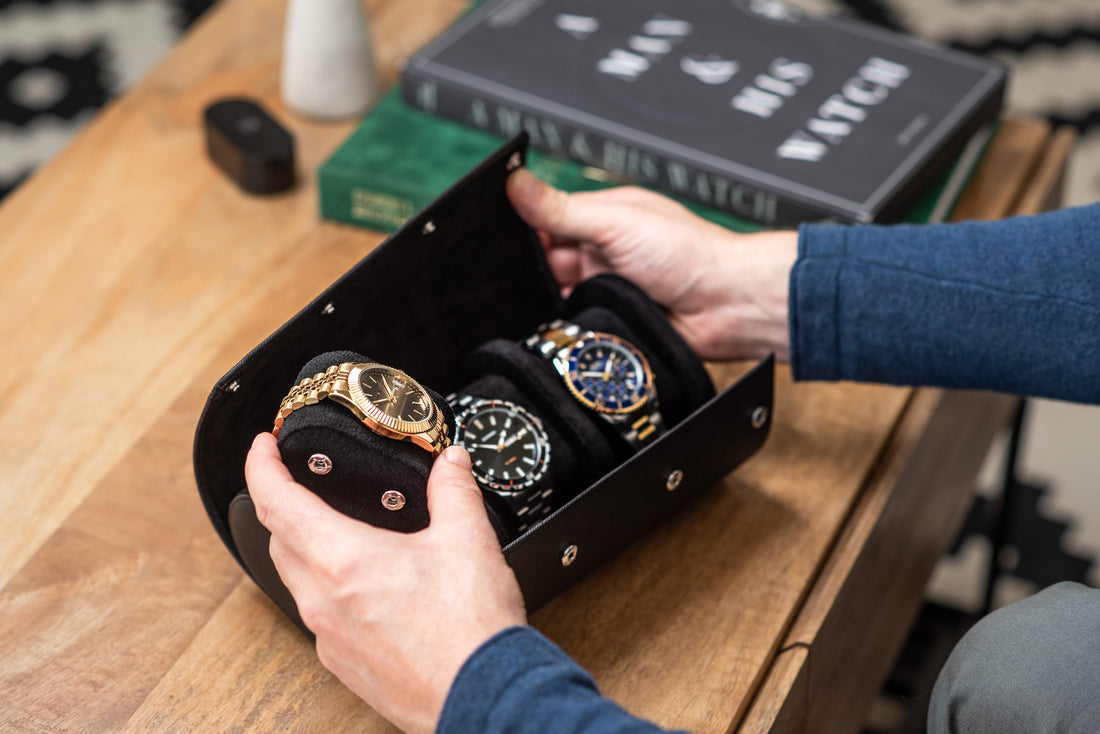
0;0;216;199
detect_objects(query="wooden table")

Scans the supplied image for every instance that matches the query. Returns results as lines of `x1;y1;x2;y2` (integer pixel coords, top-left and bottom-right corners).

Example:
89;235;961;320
0;1;1073;731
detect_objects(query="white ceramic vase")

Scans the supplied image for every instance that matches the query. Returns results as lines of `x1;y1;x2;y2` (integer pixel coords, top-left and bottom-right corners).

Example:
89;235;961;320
281;0;379;120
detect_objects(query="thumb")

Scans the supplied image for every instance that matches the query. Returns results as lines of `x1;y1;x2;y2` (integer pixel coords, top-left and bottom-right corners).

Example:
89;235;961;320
506;168;608;243
426;446;492;527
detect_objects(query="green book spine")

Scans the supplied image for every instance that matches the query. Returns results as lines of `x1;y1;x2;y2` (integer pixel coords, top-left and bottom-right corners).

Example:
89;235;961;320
319;87;764;234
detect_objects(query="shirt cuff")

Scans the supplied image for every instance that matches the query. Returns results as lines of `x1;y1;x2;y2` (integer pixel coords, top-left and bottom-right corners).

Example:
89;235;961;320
790;222;848;381
438;626;677;734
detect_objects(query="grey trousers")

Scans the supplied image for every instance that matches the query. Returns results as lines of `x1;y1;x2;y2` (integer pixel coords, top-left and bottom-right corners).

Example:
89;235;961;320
928;581;1100;733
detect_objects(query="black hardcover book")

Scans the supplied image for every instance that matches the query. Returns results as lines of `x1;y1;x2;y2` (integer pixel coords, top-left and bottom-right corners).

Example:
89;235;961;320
402;0;1006;226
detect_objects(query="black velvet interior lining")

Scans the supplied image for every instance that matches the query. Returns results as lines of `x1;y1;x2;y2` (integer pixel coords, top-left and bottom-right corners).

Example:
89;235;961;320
269;272;714;544
194;138;559;563
278;351;455;534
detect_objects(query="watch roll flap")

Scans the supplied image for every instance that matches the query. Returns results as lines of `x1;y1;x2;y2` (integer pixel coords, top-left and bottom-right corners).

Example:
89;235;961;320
228;491;309;633
504;355;775;612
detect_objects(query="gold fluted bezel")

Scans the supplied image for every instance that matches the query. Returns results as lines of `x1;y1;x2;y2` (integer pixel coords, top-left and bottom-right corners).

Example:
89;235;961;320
347;363;439;437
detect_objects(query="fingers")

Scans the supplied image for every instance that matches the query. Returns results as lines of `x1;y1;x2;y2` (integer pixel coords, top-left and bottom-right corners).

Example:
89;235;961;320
265;533;314;605
544;246;583;294
425;446;492;528
244;432;355;547
506;168;610;243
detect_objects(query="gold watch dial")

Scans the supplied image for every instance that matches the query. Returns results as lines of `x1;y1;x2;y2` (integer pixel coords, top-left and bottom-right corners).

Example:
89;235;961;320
348;364;437;436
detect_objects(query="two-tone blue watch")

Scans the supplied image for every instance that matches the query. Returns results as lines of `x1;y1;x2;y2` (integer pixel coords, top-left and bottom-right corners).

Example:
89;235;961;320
526;319;665;449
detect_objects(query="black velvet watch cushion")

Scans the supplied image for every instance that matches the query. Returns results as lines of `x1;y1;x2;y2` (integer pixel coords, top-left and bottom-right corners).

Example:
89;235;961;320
463;340;620;473
276;351;454;534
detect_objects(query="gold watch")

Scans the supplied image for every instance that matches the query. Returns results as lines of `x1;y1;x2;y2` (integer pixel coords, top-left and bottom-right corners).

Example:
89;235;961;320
272;362;450;456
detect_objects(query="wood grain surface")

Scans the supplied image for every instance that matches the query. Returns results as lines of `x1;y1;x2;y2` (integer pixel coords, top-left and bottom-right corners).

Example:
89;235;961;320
0;1;1062;732
0;0;468;592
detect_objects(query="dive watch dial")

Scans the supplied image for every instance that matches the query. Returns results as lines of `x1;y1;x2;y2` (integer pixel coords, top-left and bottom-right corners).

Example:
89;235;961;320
453;398;551;493
563;334;653;414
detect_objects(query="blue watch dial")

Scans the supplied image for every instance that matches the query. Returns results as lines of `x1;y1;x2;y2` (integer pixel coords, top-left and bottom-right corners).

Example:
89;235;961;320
563;334;652;413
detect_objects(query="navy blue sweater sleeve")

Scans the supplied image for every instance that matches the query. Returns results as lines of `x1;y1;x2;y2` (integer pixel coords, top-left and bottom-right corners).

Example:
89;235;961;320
438;626;683;734
439;204;1099;734
791;202;1100;403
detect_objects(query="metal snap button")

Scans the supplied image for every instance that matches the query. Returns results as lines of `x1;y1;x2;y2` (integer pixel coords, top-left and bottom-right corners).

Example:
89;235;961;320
381;490;406;511
307;454;333;475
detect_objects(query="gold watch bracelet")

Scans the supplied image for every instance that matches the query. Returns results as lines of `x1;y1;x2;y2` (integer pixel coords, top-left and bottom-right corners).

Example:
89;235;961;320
272;362;355;438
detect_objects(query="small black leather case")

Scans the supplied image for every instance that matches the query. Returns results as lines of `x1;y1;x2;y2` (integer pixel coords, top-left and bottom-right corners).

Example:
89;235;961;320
204;98;296;194
193;134;774;630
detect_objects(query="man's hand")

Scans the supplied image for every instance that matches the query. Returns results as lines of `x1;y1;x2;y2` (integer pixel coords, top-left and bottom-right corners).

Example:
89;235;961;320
506;168;798;362
245;433;528;734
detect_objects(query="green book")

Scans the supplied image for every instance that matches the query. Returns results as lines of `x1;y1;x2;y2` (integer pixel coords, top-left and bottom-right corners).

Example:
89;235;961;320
319;87;765;234
318;86;989;234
